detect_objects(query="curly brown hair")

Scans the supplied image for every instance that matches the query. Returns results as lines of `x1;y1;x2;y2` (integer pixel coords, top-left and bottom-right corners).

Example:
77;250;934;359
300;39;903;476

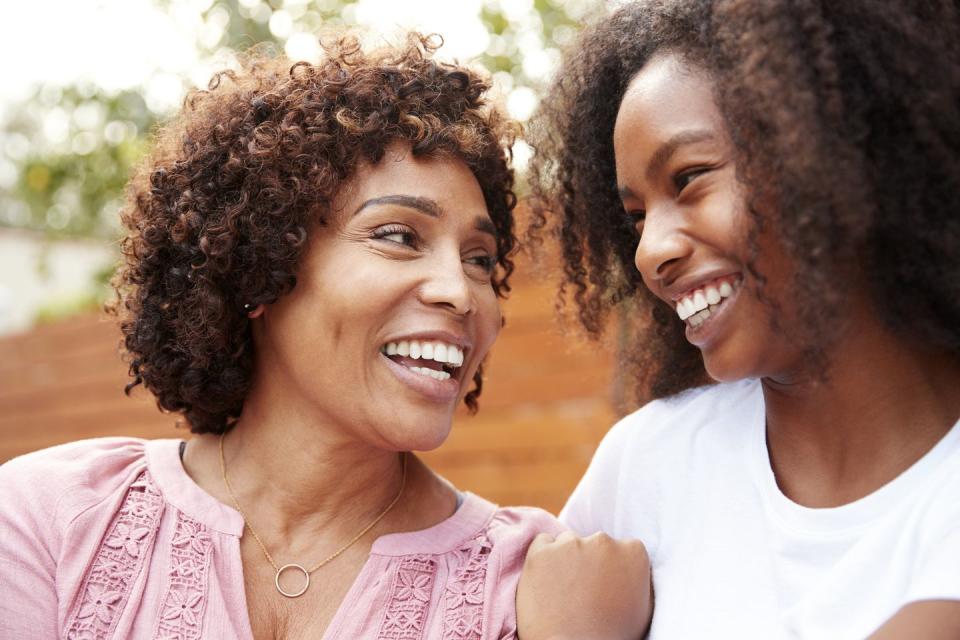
528;0;960;405
111;33;519;434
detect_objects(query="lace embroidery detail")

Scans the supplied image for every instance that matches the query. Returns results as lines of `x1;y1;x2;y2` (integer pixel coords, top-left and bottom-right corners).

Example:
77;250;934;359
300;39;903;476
442;534;492;640
152;513;213;639
66;471;164;640
377;555;437;640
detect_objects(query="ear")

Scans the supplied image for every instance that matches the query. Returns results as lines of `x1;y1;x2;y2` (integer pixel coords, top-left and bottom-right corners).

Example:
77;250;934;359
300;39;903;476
247;305;265;319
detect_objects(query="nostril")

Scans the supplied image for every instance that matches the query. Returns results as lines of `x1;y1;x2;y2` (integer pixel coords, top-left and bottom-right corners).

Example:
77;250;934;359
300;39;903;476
656;257;682;276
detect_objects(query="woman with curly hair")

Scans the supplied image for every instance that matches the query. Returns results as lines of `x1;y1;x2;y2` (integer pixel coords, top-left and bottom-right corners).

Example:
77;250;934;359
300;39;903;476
519;1;960;638
0;34;615;639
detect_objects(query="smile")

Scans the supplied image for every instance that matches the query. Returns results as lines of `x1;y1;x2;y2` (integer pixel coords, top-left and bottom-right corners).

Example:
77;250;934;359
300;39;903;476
380;339;465;381
674;275;742;328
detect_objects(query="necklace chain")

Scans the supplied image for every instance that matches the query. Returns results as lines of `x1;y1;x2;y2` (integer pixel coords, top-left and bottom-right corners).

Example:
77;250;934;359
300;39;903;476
218;433;406;597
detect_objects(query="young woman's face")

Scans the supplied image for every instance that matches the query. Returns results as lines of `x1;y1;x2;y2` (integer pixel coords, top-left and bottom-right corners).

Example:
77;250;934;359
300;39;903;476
254;144;502;451
614;52;799;382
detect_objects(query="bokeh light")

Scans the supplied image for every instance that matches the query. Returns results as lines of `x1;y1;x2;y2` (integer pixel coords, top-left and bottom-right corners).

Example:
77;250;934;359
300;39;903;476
0;0;614;336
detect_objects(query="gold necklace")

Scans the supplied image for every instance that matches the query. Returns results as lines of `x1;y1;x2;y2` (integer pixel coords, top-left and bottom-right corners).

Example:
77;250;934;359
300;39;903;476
218;434;407;598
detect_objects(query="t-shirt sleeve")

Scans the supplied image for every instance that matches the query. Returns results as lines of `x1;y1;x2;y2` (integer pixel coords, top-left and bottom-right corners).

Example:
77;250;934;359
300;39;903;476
484;506;565;640
559;415;636;537
905;467;960;604
907;528;960;603
0;450;65;638
0;438;148;638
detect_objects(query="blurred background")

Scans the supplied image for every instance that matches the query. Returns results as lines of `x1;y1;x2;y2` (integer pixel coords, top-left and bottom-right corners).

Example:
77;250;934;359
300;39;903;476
0;0;621;513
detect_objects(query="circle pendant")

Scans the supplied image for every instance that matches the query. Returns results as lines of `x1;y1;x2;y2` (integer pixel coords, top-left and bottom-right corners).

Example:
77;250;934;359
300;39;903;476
275;563;310;598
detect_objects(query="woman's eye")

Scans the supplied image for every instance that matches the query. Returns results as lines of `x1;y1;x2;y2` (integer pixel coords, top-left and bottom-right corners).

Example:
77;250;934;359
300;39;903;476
674;168;708;194
466;254;497;273
372;225;416;247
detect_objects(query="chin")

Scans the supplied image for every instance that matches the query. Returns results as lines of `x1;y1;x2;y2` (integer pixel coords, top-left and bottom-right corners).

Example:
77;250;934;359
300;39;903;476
701;348;760;383
387;416;454;452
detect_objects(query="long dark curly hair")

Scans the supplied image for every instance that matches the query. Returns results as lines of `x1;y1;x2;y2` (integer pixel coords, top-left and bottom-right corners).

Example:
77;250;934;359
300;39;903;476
528;0;960;405
111;34;519;434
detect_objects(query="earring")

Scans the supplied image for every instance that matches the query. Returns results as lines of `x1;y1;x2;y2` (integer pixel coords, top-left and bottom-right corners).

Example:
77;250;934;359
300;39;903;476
242;303;255;313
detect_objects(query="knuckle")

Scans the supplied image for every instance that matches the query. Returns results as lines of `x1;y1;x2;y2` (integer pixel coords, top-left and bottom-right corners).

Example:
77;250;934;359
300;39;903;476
532;532;555;545
586;531;612;544
554;530;579;545
524;534;553;560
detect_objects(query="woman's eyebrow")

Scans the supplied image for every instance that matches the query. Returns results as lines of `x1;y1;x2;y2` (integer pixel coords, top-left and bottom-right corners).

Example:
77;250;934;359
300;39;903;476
475;216;497;239
353;194;442;218
645;129;715;180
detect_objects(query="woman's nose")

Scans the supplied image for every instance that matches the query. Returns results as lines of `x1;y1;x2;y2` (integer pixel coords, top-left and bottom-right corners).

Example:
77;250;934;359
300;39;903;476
418;251;474;316
633;209;693;285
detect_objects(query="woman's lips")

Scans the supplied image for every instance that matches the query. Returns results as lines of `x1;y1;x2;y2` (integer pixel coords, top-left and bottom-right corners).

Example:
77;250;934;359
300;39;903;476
683;280;742;348
381;352;462;403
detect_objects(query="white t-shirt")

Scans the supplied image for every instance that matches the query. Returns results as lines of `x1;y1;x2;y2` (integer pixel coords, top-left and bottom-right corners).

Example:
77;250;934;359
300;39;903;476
560;379;960;639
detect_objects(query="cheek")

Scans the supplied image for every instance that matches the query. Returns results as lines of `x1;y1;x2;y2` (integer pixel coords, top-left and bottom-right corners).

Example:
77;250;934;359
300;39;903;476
699;189;751;251
476;289;502;355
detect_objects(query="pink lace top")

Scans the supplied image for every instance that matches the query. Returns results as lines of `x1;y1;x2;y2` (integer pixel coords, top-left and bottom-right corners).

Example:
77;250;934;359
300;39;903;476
0;438;562;639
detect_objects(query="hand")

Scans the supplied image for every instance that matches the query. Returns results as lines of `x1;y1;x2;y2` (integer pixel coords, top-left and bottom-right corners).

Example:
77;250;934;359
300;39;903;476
516;531;652;640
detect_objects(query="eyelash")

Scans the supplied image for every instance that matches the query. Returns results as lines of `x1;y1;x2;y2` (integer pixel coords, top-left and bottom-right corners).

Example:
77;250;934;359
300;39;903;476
467;254;497;273
673;167;709;194
623;168;711;229
371;225;497;273
371;224;417;247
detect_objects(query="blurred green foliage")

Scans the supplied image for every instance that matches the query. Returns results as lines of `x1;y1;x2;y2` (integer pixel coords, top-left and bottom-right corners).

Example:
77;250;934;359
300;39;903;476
0;0;592;242
1;87;155;239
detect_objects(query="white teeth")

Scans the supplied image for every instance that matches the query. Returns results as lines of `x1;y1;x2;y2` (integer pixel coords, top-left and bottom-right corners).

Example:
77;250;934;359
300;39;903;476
676;279;739;326
692;291;708;312
381;340;464;368
689;308;711;327
705;286;721;305
408;366;451;381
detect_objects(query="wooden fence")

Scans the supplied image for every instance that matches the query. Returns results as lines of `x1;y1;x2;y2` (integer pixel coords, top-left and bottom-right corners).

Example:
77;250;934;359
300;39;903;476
0;257;617;514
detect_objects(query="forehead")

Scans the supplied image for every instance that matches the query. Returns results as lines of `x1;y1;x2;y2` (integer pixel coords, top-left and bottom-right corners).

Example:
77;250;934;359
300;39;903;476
613;53;722;155
335;146;489;220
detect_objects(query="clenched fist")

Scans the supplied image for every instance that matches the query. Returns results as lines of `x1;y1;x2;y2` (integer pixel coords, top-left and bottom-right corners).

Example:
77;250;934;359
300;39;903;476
516;531;652;640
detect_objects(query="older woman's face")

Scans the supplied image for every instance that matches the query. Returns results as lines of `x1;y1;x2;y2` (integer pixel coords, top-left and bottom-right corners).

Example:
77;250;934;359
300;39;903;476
254;144;502;451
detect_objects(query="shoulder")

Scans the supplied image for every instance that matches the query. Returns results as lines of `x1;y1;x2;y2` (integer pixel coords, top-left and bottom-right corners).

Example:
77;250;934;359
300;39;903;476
0;437;152;534
473;500;564;588
1;436;150;491
0;437;158;599
893;441;960;606
371;496;562;639
559;380;762;540
458;499;563;637
485;503;565;549
588;379;760;474
435;494;563;555
613;379;760;447
428;494;563;573
915;444;960;544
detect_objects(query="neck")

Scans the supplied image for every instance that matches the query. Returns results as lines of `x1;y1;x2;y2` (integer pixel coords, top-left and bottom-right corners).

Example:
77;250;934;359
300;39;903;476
182;377;434;559
761;310;960;508
222;409;406;538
